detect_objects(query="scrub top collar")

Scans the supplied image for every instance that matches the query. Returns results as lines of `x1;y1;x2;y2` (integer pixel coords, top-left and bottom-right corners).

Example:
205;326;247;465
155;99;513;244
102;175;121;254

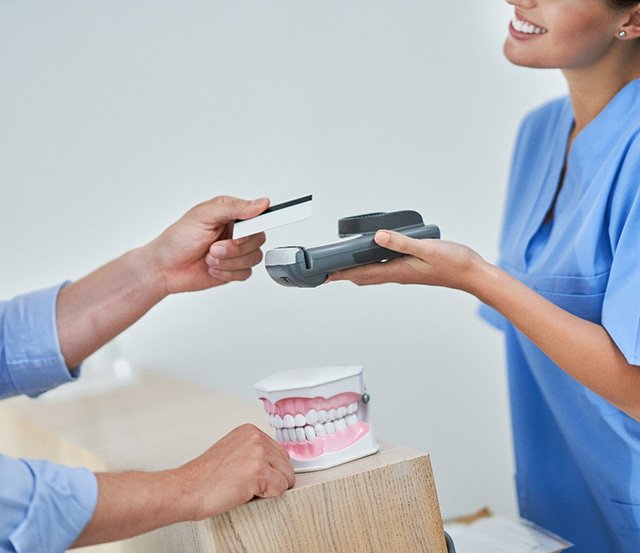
569;78;640;171
514;79;640;273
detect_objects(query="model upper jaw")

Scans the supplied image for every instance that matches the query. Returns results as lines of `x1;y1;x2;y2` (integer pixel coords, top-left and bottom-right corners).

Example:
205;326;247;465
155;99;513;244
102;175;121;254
512;13;548;34
255;366;379;472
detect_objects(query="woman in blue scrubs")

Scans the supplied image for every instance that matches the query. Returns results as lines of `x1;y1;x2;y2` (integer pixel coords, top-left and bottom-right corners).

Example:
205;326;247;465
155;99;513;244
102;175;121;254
332;1;640;551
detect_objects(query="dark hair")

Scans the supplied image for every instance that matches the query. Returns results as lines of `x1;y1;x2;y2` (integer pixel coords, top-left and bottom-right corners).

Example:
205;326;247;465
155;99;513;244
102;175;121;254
609;0;640;8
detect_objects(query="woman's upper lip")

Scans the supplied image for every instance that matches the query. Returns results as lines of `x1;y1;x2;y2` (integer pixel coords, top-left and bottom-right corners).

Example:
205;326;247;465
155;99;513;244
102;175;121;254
515;9;545;29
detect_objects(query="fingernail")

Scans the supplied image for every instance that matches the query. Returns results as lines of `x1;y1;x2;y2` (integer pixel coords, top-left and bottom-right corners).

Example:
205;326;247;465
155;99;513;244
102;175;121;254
210;245;225;256
376;230;391;244
208;256;220;266
251;197;269;205
234;236;251;245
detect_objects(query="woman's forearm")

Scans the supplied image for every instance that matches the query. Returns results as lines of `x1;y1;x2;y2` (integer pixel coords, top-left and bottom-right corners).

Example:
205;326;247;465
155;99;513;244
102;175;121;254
56;245;167;369
471;260;640;420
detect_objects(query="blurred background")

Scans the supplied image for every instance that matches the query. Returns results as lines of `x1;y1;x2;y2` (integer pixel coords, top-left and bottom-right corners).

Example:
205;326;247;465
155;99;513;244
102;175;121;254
0;0;566;519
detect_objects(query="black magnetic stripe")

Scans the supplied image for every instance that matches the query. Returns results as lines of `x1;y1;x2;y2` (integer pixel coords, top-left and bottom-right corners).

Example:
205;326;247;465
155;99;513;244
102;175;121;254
262;195;312;214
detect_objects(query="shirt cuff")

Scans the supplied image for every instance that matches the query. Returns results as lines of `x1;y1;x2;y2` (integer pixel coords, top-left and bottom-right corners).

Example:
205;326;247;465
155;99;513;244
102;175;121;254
3;283;79;397
9;460;98;553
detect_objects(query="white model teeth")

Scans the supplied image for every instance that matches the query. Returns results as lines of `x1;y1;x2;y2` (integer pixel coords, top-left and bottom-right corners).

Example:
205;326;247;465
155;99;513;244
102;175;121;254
306;409;318;425
268;401;363;443
512;16;547;34
268;403;359;429
304;426;316;441
274;414;360;443
280;417;367;442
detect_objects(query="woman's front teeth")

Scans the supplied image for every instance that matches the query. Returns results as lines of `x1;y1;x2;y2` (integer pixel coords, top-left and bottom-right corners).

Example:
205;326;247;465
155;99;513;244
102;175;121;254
512;16;547;35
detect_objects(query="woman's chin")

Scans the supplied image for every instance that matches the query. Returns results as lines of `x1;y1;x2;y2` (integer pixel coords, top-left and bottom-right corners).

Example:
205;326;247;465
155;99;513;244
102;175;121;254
503;41;550;69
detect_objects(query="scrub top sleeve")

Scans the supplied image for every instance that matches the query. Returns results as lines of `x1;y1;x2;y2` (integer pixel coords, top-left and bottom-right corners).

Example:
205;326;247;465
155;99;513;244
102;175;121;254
602;144;640;365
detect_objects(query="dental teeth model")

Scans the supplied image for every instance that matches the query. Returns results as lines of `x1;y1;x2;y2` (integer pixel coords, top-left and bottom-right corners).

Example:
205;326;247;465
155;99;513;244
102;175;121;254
254;366;379;473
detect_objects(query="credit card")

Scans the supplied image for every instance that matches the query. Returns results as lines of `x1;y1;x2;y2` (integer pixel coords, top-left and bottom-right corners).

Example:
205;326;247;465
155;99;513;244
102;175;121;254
232;195;313;239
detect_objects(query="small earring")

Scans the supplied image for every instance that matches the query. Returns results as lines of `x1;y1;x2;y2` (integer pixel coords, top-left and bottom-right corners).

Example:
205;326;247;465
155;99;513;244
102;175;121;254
618;30;627;39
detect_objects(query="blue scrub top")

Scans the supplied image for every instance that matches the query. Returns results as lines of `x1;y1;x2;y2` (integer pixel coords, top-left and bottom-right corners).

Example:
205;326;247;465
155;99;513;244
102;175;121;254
480;79;640;552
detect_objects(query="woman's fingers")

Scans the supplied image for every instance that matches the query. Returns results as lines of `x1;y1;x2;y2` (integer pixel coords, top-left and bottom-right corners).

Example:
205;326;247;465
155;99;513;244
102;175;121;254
329;257;411;286
375;230;427;257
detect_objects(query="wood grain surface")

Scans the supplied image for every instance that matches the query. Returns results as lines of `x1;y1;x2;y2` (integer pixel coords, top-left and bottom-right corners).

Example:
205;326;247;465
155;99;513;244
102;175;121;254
0;372;447;553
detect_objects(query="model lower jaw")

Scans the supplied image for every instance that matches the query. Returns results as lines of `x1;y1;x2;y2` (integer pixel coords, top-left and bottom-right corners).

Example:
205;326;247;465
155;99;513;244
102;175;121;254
285;421;371;460
261;392;368;459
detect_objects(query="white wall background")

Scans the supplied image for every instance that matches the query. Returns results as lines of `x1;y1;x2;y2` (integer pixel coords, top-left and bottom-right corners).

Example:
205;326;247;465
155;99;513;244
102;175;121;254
0;0;566;519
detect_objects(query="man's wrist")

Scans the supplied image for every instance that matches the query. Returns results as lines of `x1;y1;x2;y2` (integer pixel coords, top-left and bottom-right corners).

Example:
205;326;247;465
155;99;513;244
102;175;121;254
161;467;203;522
128;244;171;303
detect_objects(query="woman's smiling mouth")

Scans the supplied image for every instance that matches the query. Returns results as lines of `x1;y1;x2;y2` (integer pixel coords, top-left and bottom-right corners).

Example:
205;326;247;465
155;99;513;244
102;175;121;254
510;13;549;36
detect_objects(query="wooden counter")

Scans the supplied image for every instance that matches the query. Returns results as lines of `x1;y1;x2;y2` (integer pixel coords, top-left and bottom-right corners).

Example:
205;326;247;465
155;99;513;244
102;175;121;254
0;372;447;553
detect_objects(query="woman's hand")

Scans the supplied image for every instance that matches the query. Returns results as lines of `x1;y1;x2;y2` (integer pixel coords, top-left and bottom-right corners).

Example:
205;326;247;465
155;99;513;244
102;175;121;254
329;229;487;294
146;196;270;295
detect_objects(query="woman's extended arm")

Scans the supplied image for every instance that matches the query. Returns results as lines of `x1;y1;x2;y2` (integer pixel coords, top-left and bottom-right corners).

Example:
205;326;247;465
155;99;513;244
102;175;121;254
330;230;640;421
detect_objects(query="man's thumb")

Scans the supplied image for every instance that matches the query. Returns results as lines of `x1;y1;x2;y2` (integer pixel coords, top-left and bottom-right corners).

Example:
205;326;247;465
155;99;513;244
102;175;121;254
236;197;270;221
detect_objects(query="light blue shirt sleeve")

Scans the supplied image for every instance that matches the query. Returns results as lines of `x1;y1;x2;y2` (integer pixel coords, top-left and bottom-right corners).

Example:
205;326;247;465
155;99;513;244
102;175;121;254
0;457;98;553
0;283;79;399
1;284;98;552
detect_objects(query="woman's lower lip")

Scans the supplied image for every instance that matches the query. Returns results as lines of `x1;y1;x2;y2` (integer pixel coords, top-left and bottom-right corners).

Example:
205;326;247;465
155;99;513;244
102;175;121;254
508;21;545;40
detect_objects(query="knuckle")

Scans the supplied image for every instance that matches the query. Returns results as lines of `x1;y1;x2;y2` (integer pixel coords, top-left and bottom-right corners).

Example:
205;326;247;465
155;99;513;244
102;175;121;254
274;481;288;497
397;239;411;254
222;241;240;257
245;426;266;444
213;195;233;205
213;271;231;282
240;423;259;434
355;273;374;285
249;460;267;479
